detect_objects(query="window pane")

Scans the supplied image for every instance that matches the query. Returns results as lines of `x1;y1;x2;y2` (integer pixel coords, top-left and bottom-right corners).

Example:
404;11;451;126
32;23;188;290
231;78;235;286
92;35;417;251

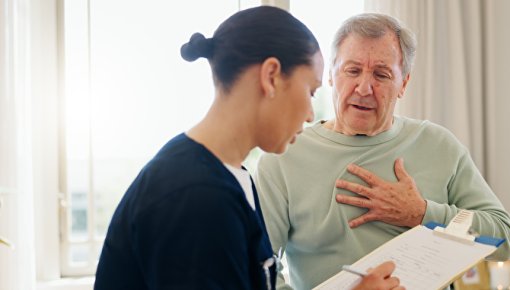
70;244;90;264
70;191;88;240
64;0;92;243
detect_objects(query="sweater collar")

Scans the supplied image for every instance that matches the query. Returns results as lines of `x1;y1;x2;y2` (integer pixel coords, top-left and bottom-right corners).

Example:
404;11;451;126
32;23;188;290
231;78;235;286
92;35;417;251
311;116;404;146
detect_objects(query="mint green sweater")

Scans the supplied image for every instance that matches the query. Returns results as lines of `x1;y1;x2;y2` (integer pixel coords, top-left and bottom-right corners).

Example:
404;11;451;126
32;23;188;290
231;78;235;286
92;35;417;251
254;116;510;290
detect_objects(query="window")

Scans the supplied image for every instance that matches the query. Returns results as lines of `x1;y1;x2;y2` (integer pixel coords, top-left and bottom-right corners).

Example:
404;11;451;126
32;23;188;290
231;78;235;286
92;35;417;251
61;0;259;276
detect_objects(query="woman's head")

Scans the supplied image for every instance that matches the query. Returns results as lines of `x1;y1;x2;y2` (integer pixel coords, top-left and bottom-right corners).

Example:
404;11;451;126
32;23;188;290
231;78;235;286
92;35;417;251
181;6;323;154
181;6;321;93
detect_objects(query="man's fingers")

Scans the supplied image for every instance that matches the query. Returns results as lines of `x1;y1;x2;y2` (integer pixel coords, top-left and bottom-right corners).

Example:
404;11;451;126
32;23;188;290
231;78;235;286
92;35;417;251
394;158;410;181
347;163;384;185
336;180;373;198
335;194;372;208
348;213;377;228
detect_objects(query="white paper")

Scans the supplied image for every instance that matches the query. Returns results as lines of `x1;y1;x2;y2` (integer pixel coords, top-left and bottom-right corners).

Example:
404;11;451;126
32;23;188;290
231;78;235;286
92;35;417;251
313;225;497;290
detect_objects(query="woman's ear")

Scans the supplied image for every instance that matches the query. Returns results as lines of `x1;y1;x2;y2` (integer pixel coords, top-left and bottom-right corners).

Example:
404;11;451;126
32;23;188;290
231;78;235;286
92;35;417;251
259;57;281;99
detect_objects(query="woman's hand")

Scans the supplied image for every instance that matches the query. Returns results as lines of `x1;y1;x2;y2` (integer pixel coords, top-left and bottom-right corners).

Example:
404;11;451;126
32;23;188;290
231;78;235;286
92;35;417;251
351;261;405;290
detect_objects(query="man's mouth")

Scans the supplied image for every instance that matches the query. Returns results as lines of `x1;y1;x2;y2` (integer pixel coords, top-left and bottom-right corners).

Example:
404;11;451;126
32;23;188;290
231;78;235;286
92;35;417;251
352;104;373;111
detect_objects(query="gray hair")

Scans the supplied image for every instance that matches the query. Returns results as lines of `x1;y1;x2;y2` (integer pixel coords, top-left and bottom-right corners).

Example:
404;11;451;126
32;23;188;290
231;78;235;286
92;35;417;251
330;13;417;77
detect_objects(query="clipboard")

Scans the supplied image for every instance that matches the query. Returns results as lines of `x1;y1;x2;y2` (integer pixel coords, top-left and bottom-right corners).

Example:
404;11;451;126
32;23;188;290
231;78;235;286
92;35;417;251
313;210;506;290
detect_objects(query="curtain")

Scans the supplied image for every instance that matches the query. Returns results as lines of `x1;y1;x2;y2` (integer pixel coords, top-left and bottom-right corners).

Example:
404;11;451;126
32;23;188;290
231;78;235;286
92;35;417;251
0;0;37;289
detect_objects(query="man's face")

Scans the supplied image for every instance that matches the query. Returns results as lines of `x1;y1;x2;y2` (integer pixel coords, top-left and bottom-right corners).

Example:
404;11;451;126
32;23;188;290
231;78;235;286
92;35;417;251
329;32;409;136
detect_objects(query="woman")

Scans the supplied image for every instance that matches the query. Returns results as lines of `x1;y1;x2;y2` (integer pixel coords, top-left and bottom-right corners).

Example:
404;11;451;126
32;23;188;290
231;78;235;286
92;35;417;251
94;6;402;290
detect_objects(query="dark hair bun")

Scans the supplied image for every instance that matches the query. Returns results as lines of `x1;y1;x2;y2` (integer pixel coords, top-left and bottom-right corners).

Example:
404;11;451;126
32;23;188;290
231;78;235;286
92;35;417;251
180;33;213;62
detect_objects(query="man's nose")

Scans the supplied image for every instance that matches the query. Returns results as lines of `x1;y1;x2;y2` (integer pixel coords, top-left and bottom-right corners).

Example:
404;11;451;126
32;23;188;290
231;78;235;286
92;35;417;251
305;107;315;123
354;74;373;96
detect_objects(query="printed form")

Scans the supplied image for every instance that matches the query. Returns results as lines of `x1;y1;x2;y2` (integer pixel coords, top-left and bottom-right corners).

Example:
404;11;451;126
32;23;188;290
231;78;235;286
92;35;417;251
313;225;497;290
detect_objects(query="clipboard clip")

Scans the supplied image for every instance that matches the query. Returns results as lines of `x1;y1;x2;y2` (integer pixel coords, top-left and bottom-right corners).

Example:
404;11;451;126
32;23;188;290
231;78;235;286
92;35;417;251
433;210;476;244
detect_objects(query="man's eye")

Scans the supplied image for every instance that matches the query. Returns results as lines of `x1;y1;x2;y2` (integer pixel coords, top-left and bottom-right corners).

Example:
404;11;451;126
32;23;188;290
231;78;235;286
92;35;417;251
345;69;359;76
375;73;390;79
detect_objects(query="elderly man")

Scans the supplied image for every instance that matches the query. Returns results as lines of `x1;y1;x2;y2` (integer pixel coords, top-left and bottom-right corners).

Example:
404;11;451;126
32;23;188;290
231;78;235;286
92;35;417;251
254;12;510;290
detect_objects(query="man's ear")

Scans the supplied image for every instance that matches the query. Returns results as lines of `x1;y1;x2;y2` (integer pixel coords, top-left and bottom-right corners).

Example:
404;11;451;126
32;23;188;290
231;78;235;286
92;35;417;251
260;57;281;99
398;73;411;99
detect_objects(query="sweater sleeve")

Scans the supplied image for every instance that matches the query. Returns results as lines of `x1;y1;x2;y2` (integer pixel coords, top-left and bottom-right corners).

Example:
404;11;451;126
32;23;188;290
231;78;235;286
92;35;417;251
422;150;510;260
132;184;254;290
255;155;294;290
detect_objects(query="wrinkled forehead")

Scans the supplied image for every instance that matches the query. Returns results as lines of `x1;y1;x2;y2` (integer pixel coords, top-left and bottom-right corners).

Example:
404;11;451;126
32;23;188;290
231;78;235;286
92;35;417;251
336;31;403;69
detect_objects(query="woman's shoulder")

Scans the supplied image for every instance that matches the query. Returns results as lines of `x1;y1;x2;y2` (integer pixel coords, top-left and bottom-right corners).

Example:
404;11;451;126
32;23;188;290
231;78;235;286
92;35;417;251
123;134;246;216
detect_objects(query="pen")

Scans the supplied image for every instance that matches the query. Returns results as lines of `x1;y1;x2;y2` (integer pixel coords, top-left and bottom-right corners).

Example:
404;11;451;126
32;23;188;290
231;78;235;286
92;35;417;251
0;236;13;249
342;265;367;277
